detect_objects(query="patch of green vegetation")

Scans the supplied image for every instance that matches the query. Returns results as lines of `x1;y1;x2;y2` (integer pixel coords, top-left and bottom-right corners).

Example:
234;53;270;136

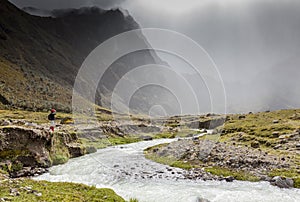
0;109;113;125
170;161;193;170
220;109;300;153
0;110;72;124
205;166;260;182
0;179;125;202
153;133;175;139
50;133;70;165
144;143;169;152
144;145;193;170
225;109;300;135
268;169;300;188
108;136;140;145
198;134;221;141
80;136;140;150
79;138;109;149
129;198;139;202
0;149;29;160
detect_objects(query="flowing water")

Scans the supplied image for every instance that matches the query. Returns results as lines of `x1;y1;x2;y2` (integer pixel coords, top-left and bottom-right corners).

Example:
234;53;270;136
35;139;300;202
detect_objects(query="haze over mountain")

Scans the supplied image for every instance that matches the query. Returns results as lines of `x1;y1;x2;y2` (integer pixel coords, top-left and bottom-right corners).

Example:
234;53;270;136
5;0;300;113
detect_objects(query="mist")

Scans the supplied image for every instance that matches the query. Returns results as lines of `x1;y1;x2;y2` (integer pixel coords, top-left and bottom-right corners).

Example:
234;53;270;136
9;0;300;113
121;0;300;113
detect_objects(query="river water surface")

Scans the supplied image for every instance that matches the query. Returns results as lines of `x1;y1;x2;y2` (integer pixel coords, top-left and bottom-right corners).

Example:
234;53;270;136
35;139;300;202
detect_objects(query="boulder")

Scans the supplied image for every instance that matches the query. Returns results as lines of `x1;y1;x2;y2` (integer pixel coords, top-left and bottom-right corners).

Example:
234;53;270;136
67;143;85;158
270;176;294;188
273;120;279;124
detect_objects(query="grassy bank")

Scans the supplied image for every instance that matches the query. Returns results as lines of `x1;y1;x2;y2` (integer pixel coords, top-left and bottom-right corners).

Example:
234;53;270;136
0;177;125;202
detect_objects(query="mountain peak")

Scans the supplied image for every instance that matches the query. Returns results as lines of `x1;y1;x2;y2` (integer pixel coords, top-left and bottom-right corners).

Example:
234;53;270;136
51;6;107;18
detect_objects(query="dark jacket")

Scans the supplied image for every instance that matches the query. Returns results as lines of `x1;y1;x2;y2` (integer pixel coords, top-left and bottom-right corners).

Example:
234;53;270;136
48;113;55;121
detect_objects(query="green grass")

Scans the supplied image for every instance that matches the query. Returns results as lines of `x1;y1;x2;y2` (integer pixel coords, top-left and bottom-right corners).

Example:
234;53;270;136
79;136;141;150
0;110;74;124
144;144;193;170
222;109;300;140
205;166;260;182
219;109;300;156
0;178;125;202
129;199;139;202
49;133;71;165
170;161;193;170
153;133;175;139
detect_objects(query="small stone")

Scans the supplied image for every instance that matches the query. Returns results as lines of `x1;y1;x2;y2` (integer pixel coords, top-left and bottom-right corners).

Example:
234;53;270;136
33;192;42;197
251;141;260;148
273;120;279;124
238;115;246;119
272;132;280;138
225;176;235;182
1;120;11;126
279;134;290;140
9;188;20;196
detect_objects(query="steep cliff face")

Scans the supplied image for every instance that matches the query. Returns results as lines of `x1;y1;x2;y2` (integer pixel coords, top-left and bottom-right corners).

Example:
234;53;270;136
0;0;164;112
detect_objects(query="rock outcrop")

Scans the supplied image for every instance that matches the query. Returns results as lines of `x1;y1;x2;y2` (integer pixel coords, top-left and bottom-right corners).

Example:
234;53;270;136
270;176;294;188
0;126;88;177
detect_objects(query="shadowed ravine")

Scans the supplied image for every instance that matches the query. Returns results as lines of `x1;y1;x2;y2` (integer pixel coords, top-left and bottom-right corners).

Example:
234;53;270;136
35;139;300;202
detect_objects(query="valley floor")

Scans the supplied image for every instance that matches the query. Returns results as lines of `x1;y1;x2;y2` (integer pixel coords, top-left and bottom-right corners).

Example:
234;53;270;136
0;108;299;202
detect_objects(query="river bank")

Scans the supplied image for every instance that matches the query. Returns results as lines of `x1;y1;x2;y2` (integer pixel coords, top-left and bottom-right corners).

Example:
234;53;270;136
145;109;300;189
35;139;300;202
1;109;300;201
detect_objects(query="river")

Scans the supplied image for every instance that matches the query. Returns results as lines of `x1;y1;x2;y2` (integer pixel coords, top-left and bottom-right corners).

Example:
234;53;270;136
35;139;300;202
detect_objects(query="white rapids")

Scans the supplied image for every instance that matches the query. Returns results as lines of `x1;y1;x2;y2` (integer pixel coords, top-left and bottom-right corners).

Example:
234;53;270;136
34;139;300;202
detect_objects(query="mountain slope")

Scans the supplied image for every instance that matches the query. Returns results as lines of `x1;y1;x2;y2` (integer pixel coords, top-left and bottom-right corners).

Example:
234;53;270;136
0;0;164;112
